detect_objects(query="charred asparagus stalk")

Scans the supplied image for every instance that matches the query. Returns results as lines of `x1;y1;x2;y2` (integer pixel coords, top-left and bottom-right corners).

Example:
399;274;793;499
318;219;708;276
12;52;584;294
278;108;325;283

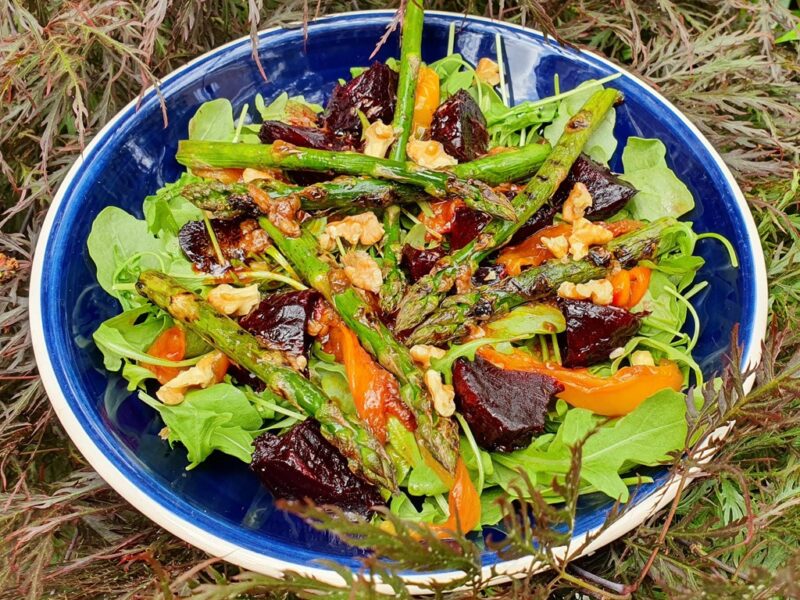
393;88;620;332
176;140;517;220
406;217;675;345
136;270;397;493
389;0;424;161
257;217;460;475
378;206;407;314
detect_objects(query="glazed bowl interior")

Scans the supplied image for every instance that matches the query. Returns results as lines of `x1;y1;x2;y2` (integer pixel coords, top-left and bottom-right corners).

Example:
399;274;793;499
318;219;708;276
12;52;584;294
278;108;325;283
32;11;765;578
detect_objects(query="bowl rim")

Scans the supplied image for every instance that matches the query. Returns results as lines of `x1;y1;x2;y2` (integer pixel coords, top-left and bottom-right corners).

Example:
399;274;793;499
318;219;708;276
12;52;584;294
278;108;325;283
29;9;768;592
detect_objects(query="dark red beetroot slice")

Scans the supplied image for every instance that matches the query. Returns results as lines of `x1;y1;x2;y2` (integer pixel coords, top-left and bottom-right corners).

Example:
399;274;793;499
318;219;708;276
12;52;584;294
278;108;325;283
472;264;506;286
552;155;638;221
453;355;564;452
557;299;642;368
509;203;559;245
227;363;266;392
429;89;489;162
322;62;399;138
449;206;493;250
251;420;384;517
178;218;270;274
401;244;446;282
239;290;321;356
258;121;354;151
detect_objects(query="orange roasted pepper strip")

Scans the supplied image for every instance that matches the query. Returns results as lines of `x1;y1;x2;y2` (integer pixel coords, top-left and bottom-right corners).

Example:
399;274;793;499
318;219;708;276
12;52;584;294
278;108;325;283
143;326;186;384
609;266;652;309
497;223;572;276
412;65;440;135
432;458;481;537
320;314;413;444
479;347;683;417
419;199;465;238
497;220;645;277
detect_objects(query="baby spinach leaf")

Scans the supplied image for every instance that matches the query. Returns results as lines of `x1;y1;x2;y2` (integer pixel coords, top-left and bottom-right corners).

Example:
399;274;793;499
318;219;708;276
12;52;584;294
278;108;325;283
140;383;263;469
620;137;695;220
188;98;236;141
543;82;617;164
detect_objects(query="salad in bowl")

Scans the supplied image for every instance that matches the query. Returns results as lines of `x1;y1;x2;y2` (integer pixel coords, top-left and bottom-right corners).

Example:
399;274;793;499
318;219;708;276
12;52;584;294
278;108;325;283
86;2;737;535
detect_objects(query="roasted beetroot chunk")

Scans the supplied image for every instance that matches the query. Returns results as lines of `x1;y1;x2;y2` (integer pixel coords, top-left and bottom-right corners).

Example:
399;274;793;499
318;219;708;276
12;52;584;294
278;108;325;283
558;299;642;368
552;155;638;220
429;90;489;162
239;290;321;356
178;218;270;274
322;62;398;139
258;121;353;151
453;356;564;452
401;244;446;282
251;420;384;516
449;206;493;250
509;204;559;245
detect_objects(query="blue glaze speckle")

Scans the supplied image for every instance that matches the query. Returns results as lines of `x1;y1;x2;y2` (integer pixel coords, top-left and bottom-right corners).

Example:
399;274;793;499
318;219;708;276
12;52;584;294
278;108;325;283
37;11;761;575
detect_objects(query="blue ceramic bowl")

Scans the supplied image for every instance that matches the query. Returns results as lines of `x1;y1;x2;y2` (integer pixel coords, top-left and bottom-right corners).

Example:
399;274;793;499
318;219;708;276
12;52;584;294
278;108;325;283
31;10;767;587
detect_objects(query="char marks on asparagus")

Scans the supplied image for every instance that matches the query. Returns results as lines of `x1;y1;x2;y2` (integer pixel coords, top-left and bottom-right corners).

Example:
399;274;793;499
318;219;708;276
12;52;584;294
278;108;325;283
453;355;564;452
557;299;642;368
251;420;385;517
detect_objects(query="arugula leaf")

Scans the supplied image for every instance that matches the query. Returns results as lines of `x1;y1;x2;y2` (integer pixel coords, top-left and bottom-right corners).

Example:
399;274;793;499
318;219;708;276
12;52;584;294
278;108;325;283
188;98;236;141
93;305;173;371
620;137;695;220
431;304;565;383
254;92;323;122
484;304;566;338
87;207;167;307
494;389;687;502
140;383;262;469
142;173;204;237
543;82;617;163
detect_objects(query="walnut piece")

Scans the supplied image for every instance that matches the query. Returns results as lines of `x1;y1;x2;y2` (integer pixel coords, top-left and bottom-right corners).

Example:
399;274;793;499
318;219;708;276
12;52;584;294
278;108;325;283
568;217;614;260
541;234;570;259
562;182;593;223
342;251;383;293
242;168;281;183
156;351;224;405
407;139;458;169
476;57;501;86
363;120;396;158
410;344;447;369
207;283;261;317
558;278;614;305
320;211;385;251
424;369;456;417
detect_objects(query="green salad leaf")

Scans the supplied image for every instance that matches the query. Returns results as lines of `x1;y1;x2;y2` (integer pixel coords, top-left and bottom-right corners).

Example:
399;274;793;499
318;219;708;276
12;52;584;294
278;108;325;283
88;206;167;307
142;173;204;237
621;137;695;220
188;98;236;141
93;305;173;371
493;389;687;502
140;383;263;469
543;81;617;164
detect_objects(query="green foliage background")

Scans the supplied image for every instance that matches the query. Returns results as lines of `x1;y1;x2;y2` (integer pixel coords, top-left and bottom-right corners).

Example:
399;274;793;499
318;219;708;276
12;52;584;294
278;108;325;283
1;1;799;598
